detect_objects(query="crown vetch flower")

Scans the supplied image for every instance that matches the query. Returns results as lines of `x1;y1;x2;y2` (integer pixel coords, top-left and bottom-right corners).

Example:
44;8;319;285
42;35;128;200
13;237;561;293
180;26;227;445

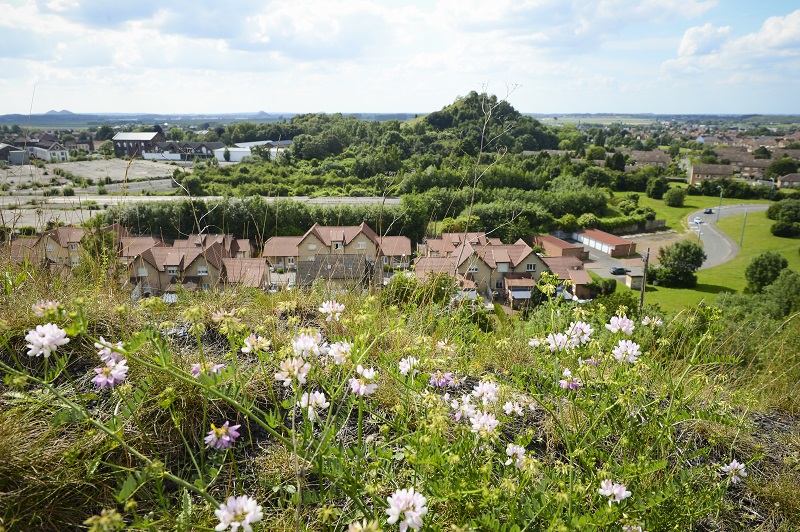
472;380;500;406
385;487;428;532
429;370;454;388
598;479;631;506
32;299;62;318
558;368;582;390
241;333;271;354
328;340;352;365
214;494;263;532
642;315;662;327
398;356;419;377
300;391;330;422
91;359;129;387
606;315;635;335
566;321;594;345
275;357;311;387
319;300;345;322
25;323;69;358
546;332;573;352
95;336;124;363
503;401;524;416
612;339;641;364
191;361;225;378
292;332;329;358
451;394;476;421
720;459;747;484
349;364;378;396
205;421;241;450
505;443;526;468
470;410;500;439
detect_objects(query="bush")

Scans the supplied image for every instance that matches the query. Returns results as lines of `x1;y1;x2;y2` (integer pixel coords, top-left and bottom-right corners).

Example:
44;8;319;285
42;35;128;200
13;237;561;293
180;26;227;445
770;220;800;237
62;187;75;196
663;187;686;207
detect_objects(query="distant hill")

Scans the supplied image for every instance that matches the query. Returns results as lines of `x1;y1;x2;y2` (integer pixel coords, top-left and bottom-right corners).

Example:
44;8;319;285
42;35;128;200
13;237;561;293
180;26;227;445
0;110;419;128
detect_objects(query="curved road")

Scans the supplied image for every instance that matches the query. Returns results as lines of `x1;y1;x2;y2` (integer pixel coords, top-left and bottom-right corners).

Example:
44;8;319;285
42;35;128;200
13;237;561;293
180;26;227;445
688;203;769;270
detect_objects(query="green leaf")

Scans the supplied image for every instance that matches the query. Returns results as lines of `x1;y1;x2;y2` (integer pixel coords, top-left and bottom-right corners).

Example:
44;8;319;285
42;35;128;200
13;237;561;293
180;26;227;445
116;474;138;503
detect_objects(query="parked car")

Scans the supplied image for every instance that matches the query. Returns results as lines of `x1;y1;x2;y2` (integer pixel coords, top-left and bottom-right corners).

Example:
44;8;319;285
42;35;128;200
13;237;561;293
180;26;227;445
693;217;703;224
610;267;630;275
703;208;713;214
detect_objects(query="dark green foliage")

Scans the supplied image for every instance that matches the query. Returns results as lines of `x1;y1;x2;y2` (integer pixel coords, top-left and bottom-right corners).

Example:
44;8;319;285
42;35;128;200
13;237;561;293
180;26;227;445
653;240;706;288
663;187;687;207
646;177;669;199
766;157;798;178
744;252;789;293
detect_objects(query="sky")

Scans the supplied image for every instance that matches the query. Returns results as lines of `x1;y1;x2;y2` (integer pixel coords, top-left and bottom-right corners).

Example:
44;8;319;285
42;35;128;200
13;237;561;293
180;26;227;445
1;0;799;116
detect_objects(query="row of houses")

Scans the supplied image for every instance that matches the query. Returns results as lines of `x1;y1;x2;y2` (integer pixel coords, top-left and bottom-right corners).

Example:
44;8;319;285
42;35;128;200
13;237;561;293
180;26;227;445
5;220;638;307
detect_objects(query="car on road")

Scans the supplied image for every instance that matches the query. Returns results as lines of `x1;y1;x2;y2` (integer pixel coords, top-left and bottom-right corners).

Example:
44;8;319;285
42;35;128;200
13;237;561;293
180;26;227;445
693;217;703;225
610;267;630;275
703;208;713;214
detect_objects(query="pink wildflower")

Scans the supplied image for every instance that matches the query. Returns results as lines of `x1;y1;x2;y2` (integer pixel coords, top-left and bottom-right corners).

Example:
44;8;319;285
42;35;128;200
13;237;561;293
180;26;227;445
505;443;526;468
328;340;352;365
469;410;500;439
385;487;427;532
274;357;311;387
318;300;345;322
241;334;270;354
25;323;69;358
95;336;124;363
214;494;263;532
429;370;454;388
205;421;241;450
720;459;747;484
606;315;635;335
191;361;225;378
349;365;378;396
558;368;581;390
91;359;128;387
612;339;641;363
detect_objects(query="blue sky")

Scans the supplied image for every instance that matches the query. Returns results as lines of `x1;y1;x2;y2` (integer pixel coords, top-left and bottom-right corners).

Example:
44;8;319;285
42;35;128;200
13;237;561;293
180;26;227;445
1;0;798;115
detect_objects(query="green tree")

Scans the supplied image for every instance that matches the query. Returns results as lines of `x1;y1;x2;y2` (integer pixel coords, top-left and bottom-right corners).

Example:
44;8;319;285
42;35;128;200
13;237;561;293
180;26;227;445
646;177;669;200
663;187;686;207
585;145;606;161
223;147;231;162
98;140;114;157
766;157;798;178
744;251;788;293
753;146;772;159
654;240;706;288
95;124;115;141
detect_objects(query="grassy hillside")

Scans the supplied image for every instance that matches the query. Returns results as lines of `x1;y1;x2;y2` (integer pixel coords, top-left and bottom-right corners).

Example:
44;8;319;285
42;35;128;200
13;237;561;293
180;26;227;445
0;260;798;530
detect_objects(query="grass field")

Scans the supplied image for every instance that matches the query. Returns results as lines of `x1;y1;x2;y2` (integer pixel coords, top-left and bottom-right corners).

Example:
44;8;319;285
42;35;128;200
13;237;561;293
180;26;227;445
642;210;800;313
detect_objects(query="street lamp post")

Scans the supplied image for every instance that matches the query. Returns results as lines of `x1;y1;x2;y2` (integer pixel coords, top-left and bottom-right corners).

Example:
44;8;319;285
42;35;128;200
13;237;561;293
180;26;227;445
769;177;775;204
697;230;702;244
716;185;723;222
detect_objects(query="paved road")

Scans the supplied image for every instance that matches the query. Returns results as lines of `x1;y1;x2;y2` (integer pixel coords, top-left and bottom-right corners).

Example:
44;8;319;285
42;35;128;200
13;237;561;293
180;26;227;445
687;203;769;269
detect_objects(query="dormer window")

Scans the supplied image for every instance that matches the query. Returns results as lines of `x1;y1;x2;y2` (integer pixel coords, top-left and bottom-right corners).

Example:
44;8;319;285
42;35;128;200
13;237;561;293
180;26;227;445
197;266;209;276
526;263;536;272
334;242;342;250
357;241;366;250
467;264;479;273
70;243;78;251
167;266;179;276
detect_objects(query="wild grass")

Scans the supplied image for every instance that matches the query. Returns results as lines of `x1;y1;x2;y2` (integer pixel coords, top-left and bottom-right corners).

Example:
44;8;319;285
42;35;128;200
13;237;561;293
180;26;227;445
0;260;798;531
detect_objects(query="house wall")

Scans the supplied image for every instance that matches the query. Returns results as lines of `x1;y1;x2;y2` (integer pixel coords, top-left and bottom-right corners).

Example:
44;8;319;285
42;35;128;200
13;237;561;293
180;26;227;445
457;258;493;297
298;234;326;262
184;259;221;288
344;236;378;257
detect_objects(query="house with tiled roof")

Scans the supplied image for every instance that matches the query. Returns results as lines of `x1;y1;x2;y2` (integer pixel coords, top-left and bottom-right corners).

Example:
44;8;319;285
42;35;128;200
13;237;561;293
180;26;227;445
264;236;302;271
777;173;800;188
34;225;86;268
572;229;636;258
740;158;770;179
222;258;269;289
414;235;545;301
296;222;382;288
540;256;594;300
688;164;734;185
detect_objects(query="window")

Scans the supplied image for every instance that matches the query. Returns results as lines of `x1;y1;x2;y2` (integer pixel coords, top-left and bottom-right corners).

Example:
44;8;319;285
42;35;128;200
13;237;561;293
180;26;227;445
197;266;209;276
334;242;342;250
70;243;78;251
71;257;79;267
526;263;536;272
307;255;315;261
383;256;389;265
308;243;317;251
467;264;479;273
167;266;179;276
287;257;295;264
357;241;366;250
496;280;504;289
137;267;148;277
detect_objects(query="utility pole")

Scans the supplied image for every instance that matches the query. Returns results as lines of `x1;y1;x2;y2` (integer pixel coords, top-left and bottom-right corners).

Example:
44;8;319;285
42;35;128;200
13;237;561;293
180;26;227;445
740;208;748;247
639;247;649;310
716;185;723;222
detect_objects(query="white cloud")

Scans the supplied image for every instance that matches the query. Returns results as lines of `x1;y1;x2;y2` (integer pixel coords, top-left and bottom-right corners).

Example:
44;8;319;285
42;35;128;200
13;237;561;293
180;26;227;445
664;9;800;74
676;23;731;57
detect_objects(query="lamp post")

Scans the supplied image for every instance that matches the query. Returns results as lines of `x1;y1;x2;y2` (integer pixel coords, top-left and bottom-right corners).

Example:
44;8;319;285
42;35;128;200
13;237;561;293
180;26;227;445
716;185;723;222
769;177;775;204
697;230;702;244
